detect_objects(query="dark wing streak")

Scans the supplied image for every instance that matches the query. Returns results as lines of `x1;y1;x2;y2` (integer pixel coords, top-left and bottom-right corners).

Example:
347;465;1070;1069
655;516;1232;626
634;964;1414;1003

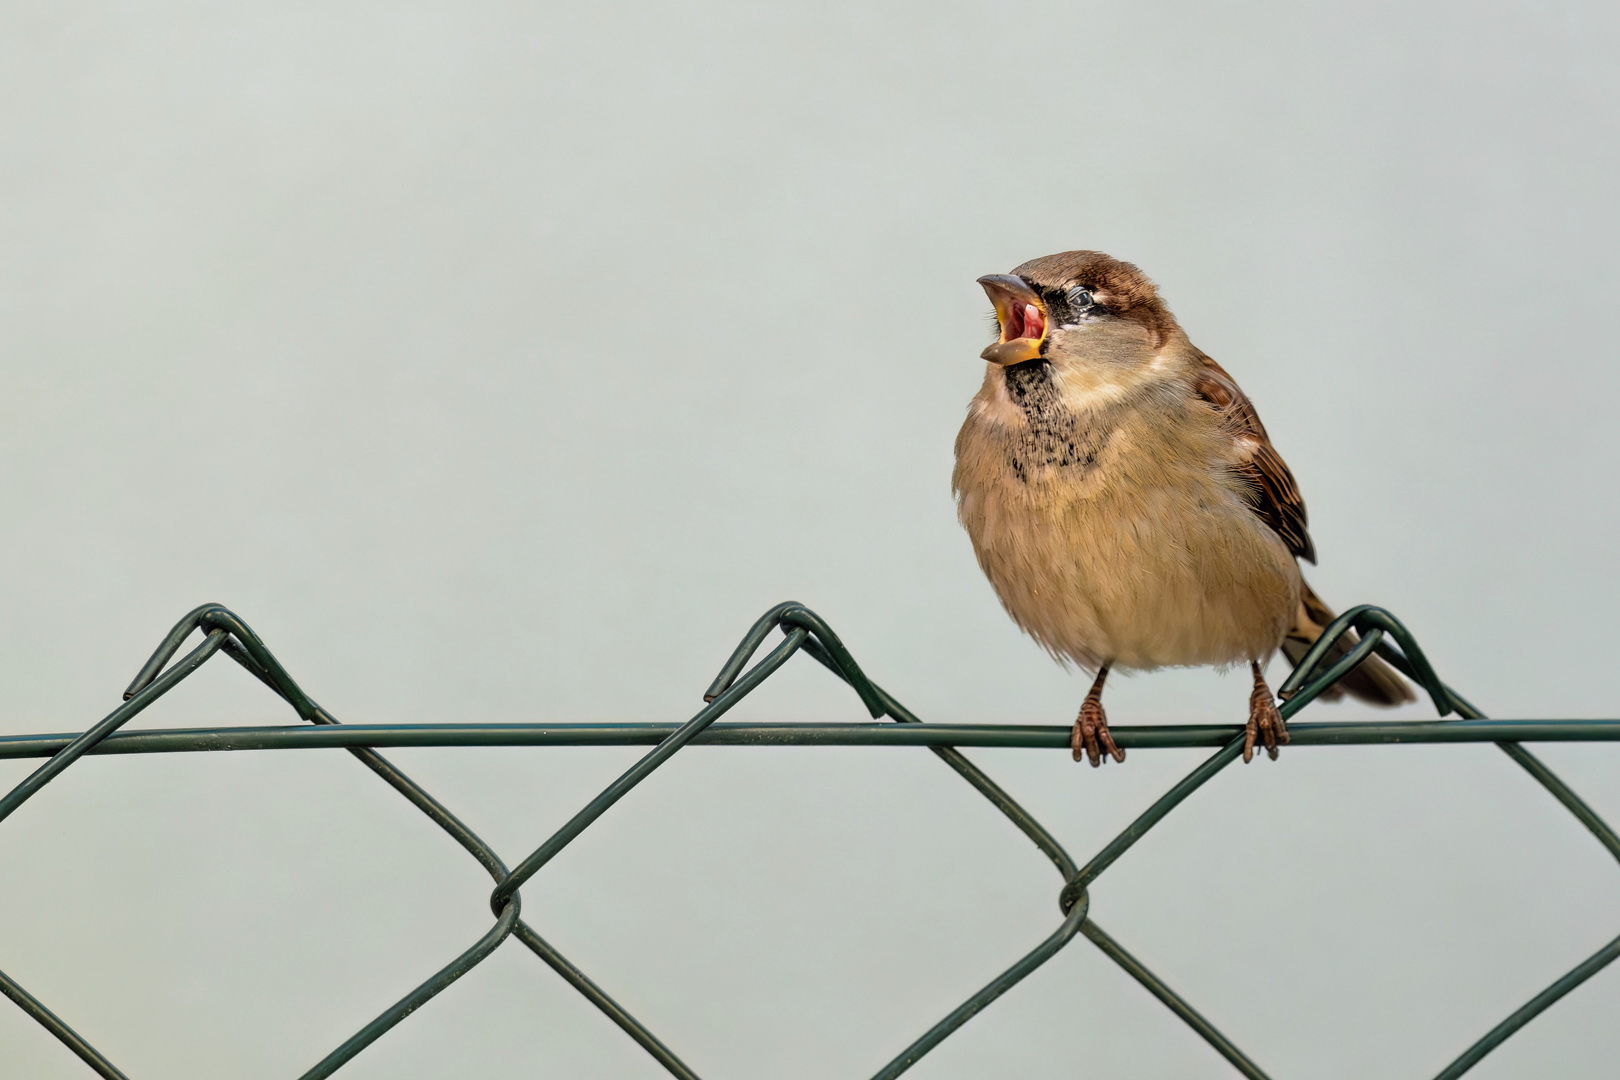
1190;348;1317;564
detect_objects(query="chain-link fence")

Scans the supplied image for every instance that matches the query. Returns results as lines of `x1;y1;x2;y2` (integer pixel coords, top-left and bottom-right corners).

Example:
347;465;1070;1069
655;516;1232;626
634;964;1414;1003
0;600;1615;1078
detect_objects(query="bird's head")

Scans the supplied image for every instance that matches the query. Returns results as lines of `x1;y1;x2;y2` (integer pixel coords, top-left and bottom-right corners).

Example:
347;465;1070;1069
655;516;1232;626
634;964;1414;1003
977;251;1179;377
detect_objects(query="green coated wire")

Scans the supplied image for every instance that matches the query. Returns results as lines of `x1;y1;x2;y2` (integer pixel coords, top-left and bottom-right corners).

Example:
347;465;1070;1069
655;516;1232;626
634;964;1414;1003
0;600;1614;1080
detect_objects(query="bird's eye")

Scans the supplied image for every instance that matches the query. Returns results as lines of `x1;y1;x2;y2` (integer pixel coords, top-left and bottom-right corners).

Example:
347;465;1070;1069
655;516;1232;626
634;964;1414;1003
1066;286;1095;311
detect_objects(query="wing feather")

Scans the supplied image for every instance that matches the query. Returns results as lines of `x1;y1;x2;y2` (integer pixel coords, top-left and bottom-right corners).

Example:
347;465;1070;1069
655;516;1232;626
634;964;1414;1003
1189;349;1317;564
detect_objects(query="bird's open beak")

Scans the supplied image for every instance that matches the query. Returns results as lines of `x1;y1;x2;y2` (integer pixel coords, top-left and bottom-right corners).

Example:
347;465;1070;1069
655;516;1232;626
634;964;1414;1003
977;274;1047;365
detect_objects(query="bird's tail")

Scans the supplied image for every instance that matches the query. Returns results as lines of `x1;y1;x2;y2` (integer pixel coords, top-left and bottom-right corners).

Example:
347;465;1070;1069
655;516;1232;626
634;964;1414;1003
1280;582;1415;706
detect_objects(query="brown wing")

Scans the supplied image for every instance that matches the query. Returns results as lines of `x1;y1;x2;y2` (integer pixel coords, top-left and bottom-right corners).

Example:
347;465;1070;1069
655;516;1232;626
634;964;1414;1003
1190;348;1316;564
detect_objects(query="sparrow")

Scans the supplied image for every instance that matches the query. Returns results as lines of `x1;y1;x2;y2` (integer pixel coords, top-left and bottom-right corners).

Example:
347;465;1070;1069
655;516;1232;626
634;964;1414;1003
953;251;1413;766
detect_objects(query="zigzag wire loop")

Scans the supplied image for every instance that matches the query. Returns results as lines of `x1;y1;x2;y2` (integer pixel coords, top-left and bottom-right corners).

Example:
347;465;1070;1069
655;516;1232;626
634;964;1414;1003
1277;605;1455;715
0;601;1615;1080
701;601;886;718
702;600;803;703
120;603;219;700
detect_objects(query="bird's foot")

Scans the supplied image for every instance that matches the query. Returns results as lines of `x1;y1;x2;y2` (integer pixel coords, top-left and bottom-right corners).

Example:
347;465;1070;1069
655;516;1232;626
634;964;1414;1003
1072;697;1125;767
1244;678;1288;763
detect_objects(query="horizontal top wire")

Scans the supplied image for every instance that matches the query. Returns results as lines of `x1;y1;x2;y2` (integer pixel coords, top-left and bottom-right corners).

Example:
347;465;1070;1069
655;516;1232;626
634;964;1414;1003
0;719;1616;759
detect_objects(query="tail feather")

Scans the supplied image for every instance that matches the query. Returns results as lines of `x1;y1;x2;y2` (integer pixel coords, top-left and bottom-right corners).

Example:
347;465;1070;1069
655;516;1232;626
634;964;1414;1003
1280;583;1416;706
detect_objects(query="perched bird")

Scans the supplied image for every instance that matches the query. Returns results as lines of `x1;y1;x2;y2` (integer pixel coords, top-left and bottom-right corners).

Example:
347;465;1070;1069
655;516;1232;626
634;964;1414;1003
953;251;1412;765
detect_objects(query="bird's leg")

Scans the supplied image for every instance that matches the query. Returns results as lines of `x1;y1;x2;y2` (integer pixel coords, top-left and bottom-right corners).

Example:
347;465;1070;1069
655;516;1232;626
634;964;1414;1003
1072;665;1125;767
1244;660;1288;763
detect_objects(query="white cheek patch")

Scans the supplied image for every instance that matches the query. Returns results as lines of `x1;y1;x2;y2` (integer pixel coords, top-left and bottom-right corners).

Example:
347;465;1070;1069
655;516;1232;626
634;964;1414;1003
1054;375;1132;409
1052;351;1180;410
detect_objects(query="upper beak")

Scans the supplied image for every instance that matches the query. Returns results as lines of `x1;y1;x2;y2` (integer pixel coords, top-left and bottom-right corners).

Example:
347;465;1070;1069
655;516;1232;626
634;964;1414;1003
976;274;1047;365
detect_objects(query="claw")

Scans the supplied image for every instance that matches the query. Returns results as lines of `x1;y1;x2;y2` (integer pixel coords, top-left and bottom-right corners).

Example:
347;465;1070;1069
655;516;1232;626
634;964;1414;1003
1071;696;1125;767
1244;660;1288;764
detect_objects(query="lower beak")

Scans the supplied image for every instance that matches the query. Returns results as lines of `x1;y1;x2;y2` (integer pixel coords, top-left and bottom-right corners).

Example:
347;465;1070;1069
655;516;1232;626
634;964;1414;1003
977;274;1047;365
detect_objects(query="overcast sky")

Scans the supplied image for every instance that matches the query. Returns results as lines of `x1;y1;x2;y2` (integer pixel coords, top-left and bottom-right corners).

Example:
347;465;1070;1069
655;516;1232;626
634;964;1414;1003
2;2;1618;1078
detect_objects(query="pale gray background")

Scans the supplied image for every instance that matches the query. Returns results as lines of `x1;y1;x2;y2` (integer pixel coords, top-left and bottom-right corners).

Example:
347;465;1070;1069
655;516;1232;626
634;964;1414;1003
1;2;1617;1077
